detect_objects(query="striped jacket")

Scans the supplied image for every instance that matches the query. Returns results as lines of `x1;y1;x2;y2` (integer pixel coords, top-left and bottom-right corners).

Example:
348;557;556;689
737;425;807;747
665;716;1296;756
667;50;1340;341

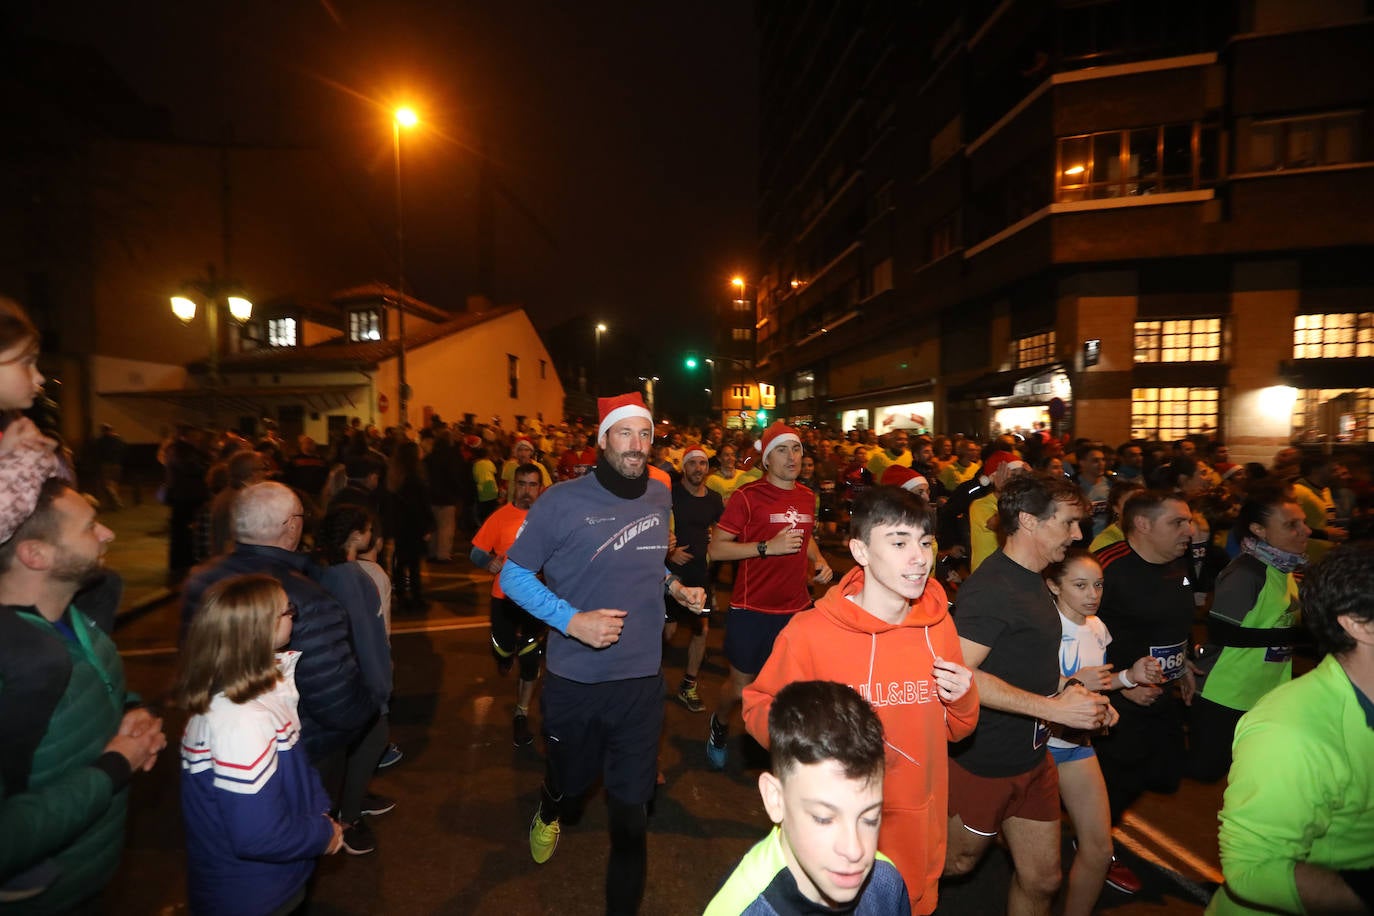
180;652;333;916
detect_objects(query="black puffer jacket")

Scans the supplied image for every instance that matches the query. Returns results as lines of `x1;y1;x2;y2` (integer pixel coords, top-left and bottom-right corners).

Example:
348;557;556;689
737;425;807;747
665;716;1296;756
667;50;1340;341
180;545;379;761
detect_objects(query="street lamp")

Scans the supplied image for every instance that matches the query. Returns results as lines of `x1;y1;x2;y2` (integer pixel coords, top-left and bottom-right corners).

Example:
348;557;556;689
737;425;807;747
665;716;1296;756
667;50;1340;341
594;322;608;396
171;263;252;389
393;106;419;426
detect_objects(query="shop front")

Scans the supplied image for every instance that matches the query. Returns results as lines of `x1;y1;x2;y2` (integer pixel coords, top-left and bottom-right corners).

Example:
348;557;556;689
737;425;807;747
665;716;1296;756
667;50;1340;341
948;364;1074;441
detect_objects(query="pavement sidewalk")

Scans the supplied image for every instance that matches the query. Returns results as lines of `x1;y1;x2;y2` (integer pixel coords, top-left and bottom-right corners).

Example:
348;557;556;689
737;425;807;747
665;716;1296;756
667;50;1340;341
99;499;176;619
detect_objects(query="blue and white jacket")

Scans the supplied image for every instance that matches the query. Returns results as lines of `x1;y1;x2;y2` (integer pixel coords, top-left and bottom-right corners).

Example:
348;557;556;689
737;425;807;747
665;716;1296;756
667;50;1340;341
180;652;334;916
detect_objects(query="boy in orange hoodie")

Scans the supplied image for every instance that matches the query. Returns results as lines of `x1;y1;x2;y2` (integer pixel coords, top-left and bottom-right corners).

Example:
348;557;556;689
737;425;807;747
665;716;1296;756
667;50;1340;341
742;485;979;915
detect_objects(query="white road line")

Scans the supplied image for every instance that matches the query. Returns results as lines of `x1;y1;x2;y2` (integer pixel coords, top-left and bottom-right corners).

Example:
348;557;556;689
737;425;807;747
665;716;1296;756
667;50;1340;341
118;618;490;657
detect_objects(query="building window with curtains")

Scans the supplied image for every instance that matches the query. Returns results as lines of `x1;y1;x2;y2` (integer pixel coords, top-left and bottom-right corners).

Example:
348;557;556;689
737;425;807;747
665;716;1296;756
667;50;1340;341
1247;111;1361;172
1131;387;1220;441
1294;312;1374;359
1057;122;1219;202
1134;318;1223;362
507;354;519;398
1017;331;1056;368
266;317;297;348
349;309;382;342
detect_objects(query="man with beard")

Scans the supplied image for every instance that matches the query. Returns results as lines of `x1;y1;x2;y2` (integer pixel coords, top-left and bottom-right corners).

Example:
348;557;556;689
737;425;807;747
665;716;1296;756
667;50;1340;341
470;463;549;746
499;393;704;916
706;422;834;770
0;441;167;913
943;474;1112;916
1090;490;1199;895
663;447;724;712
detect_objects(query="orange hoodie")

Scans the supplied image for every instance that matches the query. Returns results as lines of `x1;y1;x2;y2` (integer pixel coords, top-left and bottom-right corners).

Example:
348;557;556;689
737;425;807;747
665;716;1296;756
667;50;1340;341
742;565;979;915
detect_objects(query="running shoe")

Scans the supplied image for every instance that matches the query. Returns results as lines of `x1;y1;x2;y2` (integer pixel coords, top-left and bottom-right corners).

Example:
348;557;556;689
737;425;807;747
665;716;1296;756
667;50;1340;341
513;713;534;747
1105;857;1142;894
676;682;705;713
706;713;728;770
529;812;561;864
376;743;404;771
360;793;396;817
342;818;376;855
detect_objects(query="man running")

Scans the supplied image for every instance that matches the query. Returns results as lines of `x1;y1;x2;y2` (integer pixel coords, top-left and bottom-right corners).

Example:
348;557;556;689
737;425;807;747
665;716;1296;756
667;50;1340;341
499;392;704;916
470;463;548;747
706;421;833;770
664;447;723;712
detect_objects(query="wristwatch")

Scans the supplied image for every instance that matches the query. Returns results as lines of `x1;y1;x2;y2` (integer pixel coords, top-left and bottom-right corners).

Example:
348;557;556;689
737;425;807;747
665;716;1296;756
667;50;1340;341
757;541;768;558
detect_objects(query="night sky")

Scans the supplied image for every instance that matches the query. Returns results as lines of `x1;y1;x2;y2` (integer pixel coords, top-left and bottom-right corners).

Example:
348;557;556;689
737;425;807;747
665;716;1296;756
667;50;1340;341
12;1;758;381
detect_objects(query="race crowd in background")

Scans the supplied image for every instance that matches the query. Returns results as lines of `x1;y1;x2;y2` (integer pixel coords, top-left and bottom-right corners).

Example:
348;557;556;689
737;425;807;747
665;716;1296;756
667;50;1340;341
5;291;1374;916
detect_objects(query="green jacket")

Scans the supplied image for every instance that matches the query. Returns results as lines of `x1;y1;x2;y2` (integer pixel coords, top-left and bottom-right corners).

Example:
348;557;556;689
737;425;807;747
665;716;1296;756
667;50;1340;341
0;605;130;915
1208;654;1374;914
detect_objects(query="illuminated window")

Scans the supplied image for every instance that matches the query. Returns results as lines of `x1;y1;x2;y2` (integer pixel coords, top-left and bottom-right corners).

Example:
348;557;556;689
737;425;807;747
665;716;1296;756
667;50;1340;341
1293;388;1374;444
731;328;753;341
1131;387;1219;441
730;384;750;399
1293;313;1374;359
1135;318;1222;362
1017;331;1056;368
266;317;297;348
790;370;815;401
732;298;752;313
1058;123;1219;202
348;309;382;342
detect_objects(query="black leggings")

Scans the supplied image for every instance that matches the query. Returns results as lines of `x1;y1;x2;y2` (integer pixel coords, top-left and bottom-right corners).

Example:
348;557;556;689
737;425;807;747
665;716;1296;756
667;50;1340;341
1187;696;1245;784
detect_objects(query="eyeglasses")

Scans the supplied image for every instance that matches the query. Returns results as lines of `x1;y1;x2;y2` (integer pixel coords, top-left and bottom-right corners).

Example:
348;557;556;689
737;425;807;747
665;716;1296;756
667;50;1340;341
280;602;298;620
281;512;305;527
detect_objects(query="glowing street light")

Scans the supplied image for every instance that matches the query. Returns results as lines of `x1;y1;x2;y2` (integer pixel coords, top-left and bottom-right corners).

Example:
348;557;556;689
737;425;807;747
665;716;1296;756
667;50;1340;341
594;322;608;396
170;264;253;390
393;105;419;425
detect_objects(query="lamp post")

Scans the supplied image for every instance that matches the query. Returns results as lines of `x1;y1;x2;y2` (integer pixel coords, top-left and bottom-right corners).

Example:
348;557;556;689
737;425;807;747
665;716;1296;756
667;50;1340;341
171;263;252;422
393;106;418;427
594;322;608;396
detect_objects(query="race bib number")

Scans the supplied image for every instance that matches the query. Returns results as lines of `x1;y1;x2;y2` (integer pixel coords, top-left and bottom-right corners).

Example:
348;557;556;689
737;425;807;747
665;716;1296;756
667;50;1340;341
1264;644;1294;664
1150;640;1188;682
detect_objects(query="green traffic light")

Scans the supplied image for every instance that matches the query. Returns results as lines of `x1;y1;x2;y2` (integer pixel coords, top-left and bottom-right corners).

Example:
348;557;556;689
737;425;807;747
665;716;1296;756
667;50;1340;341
685;356;698;370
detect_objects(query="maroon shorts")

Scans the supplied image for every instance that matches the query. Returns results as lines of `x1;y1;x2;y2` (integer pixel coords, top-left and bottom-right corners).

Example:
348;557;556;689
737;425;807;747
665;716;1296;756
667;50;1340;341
948;753;1060;835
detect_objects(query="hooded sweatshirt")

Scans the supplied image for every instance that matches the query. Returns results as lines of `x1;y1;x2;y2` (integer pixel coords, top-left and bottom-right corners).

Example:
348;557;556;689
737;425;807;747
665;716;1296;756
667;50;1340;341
742;566;980;915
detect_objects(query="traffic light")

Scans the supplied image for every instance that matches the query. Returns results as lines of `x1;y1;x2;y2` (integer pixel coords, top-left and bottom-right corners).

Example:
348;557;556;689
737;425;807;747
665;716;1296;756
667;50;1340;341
684;354;699;370
756;409;768;425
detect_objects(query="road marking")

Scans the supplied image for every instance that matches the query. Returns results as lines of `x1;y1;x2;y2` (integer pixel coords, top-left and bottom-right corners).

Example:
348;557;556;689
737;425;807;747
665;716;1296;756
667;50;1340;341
118;618;490;657
1114;811;1222;904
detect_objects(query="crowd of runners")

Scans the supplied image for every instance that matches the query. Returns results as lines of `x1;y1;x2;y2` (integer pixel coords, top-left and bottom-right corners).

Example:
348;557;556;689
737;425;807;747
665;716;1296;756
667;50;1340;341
4;291;1372;916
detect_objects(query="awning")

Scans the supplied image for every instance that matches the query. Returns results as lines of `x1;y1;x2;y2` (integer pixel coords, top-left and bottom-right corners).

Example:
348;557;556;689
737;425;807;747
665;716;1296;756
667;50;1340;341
99;384;364;415
826;378;937;409
947;363;1070;404
1280;359;1374;390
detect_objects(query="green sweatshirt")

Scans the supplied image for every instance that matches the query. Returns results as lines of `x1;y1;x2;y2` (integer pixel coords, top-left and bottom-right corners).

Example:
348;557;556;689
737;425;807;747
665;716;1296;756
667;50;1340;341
1208;654;1374;915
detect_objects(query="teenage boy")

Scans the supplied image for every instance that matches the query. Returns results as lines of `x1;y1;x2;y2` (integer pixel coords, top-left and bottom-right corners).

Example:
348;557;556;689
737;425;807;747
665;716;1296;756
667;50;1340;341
742;486;979;914
706;680;913;916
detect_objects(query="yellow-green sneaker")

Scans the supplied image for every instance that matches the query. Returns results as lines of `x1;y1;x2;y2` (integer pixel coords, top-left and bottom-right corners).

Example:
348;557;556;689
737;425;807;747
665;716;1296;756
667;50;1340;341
529;812;560;864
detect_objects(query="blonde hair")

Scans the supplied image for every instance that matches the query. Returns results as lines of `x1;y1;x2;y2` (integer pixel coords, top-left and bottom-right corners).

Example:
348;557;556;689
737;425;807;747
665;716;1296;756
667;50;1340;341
177;574;284;714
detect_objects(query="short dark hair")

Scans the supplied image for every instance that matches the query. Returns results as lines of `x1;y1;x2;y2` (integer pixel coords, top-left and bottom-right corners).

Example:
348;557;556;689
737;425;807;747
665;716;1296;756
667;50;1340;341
997;473;1086;536
0;478;70;573
1148;456;1197;491
315;504;374;566
1106;478;1146;521
1300;543;1374;656
849;485;934;543
1121;489;1188;534
513;462;544;482
769;680;885;784
1299;453;1332;480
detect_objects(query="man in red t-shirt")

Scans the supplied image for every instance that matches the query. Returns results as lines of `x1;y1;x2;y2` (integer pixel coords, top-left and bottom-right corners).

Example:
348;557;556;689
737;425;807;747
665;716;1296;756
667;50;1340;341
557;433;599;481
705;422;834;769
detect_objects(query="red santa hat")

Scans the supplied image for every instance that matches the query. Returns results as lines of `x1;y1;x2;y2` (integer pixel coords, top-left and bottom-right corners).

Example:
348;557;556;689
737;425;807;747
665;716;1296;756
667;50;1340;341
880;465;929;493
597;392;654;443
512;435;534;452
982;450;1028;480
756;421;801;465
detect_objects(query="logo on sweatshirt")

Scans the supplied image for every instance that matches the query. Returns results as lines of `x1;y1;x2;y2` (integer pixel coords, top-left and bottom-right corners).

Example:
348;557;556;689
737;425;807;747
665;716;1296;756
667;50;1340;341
768;506;814;527
850;679;937;708
590;513;664;562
